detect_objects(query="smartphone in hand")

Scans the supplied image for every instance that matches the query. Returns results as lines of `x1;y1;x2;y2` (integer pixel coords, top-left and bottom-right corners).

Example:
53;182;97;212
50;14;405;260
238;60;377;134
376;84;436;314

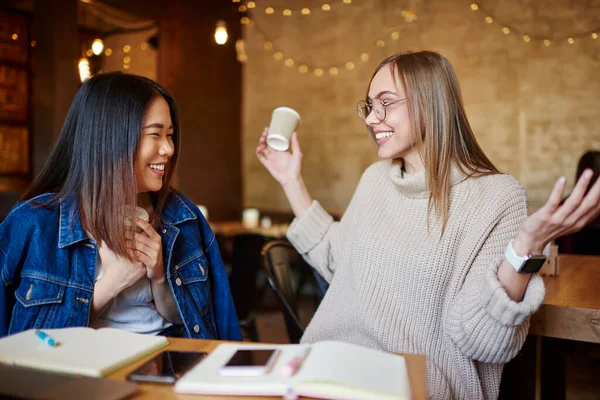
127;350;207;384
218;349;280;376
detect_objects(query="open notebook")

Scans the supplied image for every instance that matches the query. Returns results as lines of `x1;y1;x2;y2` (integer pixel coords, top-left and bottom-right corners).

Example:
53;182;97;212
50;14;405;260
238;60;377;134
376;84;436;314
175;341;411;400
0;327;168;377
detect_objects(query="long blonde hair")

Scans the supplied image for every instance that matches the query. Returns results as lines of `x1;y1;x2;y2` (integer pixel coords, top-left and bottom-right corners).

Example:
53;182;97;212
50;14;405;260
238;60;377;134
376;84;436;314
370;51;499;233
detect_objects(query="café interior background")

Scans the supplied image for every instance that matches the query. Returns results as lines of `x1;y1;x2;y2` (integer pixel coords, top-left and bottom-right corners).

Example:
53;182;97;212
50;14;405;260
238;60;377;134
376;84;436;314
242;0;600;213
1;0;599;219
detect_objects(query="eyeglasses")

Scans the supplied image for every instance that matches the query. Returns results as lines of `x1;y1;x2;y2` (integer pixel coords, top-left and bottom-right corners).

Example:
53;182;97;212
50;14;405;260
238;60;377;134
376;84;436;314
356;98;406;122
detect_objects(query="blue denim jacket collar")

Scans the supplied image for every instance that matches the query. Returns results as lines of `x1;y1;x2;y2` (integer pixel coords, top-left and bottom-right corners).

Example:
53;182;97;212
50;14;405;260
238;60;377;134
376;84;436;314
58;195;88;249
57;191;198;249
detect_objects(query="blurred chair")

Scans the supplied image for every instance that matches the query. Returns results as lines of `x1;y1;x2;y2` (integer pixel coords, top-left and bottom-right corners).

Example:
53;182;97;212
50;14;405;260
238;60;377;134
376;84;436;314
228;233;266;342
260;240;329;343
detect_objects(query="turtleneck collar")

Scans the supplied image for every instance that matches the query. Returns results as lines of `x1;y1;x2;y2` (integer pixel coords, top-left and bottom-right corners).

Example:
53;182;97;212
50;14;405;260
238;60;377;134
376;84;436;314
388;160;468;198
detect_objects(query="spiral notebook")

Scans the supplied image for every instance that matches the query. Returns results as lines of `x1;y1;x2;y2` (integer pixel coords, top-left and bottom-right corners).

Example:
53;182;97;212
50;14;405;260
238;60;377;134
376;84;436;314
0;327;168;377
175;341;411;400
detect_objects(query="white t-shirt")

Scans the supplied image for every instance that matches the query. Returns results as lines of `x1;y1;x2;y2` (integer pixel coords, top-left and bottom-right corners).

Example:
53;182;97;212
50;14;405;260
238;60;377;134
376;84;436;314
90;254;172;335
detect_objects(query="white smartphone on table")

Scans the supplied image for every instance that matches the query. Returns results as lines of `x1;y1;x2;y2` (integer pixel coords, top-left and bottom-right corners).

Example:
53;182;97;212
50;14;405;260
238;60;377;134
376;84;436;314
218;349;280;376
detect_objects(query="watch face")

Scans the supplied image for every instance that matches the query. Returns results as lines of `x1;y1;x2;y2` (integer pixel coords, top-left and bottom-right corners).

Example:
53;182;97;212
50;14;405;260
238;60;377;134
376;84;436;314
519;256;547;273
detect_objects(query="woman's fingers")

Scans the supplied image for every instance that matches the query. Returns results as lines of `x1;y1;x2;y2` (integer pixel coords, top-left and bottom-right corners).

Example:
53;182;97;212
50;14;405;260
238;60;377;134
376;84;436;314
562;175;600;232
558;169;594;217
541;176;567;216
290;132;301;157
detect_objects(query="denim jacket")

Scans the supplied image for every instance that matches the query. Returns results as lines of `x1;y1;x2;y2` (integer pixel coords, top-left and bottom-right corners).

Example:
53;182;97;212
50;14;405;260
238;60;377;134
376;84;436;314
0;190;241;341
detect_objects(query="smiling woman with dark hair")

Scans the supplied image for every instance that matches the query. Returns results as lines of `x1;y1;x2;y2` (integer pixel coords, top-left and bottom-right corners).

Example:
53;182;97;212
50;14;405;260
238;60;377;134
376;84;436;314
0;72;241;341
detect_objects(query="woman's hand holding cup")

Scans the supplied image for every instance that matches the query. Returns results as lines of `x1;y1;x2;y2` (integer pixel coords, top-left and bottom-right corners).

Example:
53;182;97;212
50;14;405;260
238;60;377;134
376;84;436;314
256;127;303;187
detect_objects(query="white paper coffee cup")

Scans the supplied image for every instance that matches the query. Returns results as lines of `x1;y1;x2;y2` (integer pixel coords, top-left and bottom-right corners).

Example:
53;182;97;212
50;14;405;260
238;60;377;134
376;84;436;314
267;107;301;151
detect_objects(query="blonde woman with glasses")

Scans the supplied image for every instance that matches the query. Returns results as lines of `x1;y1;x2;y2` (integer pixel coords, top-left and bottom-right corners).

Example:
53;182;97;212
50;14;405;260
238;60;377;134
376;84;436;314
256;51;600;399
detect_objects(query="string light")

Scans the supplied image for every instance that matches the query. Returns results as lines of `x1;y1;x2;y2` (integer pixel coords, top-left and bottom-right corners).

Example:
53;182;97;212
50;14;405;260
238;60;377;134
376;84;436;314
123;44;131;53
471;3;600;46
237;0;353;17
11;33;18;40
242;13;416;78
105;48;112;56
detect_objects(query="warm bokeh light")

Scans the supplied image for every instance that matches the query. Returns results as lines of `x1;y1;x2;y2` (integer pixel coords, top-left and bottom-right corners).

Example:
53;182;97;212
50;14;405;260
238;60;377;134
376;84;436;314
78;58;91;82
215;20;228;45
92;38;104;55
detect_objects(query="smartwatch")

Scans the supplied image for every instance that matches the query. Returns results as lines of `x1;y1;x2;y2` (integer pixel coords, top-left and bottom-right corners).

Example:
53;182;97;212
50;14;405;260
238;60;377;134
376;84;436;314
504;240;547;273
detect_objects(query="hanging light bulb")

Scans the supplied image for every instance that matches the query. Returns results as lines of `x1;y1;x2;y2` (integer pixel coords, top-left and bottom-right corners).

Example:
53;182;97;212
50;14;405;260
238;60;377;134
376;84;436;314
91;38;104;56
214;20;228;45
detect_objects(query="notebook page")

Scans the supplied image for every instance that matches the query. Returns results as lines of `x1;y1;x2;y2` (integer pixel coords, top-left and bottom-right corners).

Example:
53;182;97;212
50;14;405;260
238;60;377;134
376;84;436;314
175;343;310;396
292;341;410;400
0;327;168;377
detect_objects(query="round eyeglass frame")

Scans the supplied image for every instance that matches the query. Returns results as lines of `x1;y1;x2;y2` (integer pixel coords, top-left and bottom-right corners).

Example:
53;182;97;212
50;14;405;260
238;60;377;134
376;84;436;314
356;98;406;122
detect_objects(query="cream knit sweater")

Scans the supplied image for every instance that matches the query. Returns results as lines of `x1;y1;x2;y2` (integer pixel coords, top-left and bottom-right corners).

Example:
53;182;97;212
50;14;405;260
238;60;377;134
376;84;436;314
286;160;545;400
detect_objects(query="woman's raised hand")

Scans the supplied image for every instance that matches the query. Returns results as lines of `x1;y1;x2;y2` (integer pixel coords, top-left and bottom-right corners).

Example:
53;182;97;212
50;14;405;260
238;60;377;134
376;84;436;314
256;128;303;186
513;169;600;255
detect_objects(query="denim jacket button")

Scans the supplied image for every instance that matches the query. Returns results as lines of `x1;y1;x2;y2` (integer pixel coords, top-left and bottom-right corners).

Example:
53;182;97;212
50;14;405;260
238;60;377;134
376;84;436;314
162;229;167;233
193;324;200;333
175;277;182;286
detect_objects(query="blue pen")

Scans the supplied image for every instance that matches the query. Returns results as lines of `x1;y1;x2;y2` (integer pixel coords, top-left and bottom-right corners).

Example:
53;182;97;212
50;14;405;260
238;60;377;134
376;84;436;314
35;330;56;347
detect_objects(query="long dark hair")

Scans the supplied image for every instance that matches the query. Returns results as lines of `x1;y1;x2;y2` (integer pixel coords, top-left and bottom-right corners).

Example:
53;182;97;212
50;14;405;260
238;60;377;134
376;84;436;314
22;72;181;259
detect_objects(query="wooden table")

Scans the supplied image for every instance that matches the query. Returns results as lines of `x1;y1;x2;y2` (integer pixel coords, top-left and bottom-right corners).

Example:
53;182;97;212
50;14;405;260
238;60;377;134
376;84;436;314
107;338;427;399
502;254;600;399
529;254;600;343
